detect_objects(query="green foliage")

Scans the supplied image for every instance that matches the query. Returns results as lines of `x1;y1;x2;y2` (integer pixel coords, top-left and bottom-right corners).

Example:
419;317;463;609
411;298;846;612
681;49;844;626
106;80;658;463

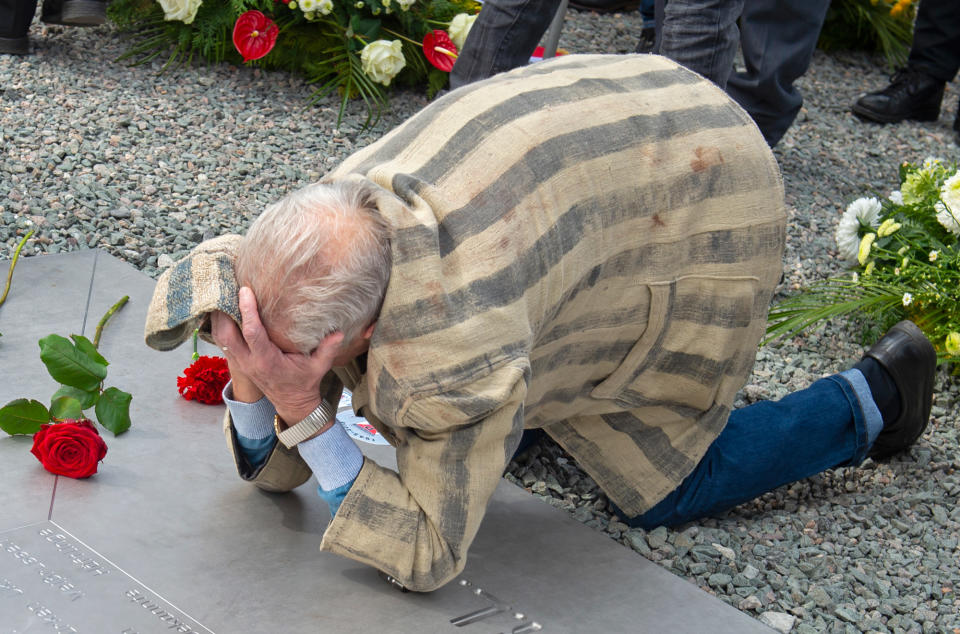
0;298;133;437
95;388;133;436
818;0;914;70
767;160;960;364
107;0;481;124
0;399;50;436
39;334;108;393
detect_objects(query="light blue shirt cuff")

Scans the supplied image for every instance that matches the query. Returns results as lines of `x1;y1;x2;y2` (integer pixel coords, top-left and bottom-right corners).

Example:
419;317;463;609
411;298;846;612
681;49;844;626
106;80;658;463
297;420;364;491
222;380;276;440
317;480;355;518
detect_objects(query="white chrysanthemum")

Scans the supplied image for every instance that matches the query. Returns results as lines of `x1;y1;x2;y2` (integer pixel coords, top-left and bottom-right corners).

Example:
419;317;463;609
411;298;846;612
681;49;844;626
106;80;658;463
836;197;882;264
448;13;477;49
929;250;939;262
361;40;406;86
902;292;913;307
935;201;960;236
317;0;333;14
299;0;317;11
922;157;943;171
157;0;203;24
888;190;904;205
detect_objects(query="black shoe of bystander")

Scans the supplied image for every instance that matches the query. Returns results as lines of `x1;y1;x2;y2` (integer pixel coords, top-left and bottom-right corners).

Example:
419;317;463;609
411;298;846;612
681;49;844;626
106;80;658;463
859;321;936;459
852;68;945;124
41;0;106;25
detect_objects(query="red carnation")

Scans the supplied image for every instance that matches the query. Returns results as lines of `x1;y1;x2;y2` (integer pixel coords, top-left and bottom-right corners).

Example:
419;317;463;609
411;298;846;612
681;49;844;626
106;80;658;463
423;30;458;72
177;355;231;405
31;419;108;479
233;10;279;63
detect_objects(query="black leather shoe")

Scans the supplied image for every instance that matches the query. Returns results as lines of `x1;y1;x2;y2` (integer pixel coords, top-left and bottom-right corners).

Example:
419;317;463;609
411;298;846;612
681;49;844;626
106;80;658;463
41;0;106;25
569;0;641;13
852;68;945;124
865;321;936;459
0;35;29;55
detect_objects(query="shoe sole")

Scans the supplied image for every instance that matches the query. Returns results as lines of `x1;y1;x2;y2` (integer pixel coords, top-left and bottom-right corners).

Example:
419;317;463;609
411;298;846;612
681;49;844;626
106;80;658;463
851;103;940;124
44;0;106;26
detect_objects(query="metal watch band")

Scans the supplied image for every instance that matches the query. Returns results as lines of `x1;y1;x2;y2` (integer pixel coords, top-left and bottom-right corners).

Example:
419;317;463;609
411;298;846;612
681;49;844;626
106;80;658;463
275;399;336;449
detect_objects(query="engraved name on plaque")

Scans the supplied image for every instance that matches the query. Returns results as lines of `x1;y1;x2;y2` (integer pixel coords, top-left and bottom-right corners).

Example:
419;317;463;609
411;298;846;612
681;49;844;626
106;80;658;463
0;522;212;633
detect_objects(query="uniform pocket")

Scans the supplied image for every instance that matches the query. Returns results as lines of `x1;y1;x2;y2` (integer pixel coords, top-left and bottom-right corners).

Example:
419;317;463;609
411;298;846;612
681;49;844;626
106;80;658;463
590;275;761;413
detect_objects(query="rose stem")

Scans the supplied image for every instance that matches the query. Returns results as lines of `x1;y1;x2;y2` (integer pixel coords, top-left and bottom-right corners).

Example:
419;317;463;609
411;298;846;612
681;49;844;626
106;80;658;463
0;230;34;309
93;295;130;349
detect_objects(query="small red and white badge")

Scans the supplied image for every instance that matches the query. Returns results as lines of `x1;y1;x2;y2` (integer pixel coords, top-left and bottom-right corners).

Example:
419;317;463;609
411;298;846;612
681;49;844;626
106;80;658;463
337;392;390;446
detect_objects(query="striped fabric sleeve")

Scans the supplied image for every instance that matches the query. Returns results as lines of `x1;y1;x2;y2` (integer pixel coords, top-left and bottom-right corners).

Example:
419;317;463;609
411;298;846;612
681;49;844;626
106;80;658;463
319;362;528;592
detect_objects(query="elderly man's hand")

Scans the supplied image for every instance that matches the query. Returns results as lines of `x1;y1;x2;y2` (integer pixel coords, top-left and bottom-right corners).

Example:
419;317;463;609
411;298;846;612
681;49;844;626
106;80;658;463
211;287;344;424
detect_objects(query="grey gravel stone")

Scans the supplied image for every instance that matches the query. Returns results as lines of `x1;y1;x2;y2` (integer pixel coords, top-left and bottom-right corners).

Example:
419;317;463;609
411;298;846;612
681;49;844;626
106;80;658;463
2;9;959;634
759;611;797;633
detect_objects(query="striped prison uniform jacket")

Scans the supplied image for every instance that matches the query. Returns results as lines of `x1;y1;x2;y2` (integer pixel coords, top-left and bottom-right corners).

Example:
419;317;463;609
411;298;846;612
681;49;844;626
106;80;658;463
146;53;786;592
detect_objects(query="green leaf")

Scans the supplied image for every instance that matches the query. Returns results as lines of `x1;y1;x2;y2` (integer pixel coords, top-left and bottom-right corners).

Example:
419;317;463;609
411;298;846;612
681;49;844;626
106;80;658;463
52;385;99;410
95;387;132;436
0;399;51;435
39;334;107;392
71;334;109;367
49;396;84;421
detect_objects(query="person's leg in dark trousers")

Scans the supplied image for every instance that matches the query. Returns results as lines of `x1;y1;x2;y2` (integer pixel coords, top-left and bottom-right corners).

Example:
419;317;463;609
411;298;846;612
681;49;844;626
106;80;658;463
450;0;560;90
851;0;960;135
0;0;38;55
907;0;960;85
725;0;831;146
655;0;744;88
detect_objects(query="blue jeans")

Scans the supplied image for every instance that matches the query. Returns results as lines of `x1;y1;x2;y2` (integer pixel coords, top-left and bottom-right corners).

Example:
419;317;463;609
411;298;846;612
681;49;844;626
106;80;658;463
519;370;882;529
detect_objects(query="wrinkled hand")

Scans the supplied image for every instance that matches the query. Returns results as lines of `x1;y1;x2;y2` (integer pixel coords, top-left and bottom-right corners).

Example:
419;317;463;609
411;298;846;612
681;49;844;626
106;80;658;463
211;287;344;423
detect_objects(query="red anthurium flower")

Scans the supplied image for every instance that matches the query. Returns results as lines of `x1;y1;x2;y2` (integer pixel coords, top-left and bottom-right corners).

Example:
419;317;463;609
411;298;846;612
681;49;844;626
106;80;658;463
423;30;458;72
233;10;279;63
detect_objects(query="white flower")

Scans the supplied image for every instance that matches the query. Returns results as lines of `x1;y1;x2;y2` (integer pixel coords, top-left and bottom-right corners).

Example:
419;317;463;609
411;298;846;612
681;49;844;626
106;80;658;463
836;197;882;264
448;13;477;49
929;250;939;262
299;0;316;10
395;0;415;9
317;0;333;14
902;292;913;307
935;201;960;236
922;157;943;171
156;0;203;24
361;40;406;86
851;272;859;283
888;190;904;205
937;171;960;235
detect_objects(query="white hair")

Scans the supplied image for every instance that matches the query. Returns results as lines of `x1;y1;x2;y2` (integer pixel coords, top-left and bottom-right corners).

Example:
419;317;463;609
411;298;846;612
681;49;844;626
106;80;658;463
235;180;392;354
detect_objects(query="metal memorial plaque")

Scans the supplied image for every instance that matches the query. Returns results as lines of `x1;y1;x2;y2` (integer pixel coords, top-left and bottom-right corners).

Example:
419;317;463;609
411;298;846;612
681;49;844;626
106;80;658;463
1;252;771;632
0;522;212;634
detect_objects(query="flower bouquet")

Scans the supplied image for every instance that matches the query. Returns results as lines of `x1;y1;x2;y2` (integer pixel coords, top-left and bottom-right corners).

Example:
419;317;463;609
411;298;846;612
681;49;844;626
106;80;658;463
818;0;915;70
766;159;960;364
107;0;480;123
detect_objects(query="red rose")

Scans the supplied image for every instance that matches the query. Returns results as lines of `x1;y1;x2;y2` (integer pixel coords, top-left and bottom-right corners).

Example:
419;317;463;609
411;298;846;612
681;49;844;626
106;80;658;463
177;355;231;405
233;10;279;63
30;419;108;479
423;30;458;72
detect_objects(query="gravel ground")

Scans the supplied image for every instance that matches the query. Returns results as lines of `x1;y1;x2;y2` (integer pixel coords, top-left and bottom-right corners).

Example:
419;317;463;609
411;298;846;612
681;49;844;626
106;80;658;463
3;9;960;633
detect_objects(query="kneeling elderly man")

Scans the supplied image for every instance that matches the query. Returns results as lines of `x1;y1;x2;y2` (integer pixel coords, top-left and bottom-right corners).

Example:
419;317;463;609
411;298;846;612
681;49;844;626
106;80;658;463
145;54;936;592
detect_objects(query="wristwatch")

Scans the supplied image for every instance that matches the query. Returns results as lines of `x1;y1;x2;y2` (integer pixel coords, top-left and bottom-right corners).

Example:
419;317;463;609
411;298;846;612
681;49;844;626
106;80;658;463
274;400;336;448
